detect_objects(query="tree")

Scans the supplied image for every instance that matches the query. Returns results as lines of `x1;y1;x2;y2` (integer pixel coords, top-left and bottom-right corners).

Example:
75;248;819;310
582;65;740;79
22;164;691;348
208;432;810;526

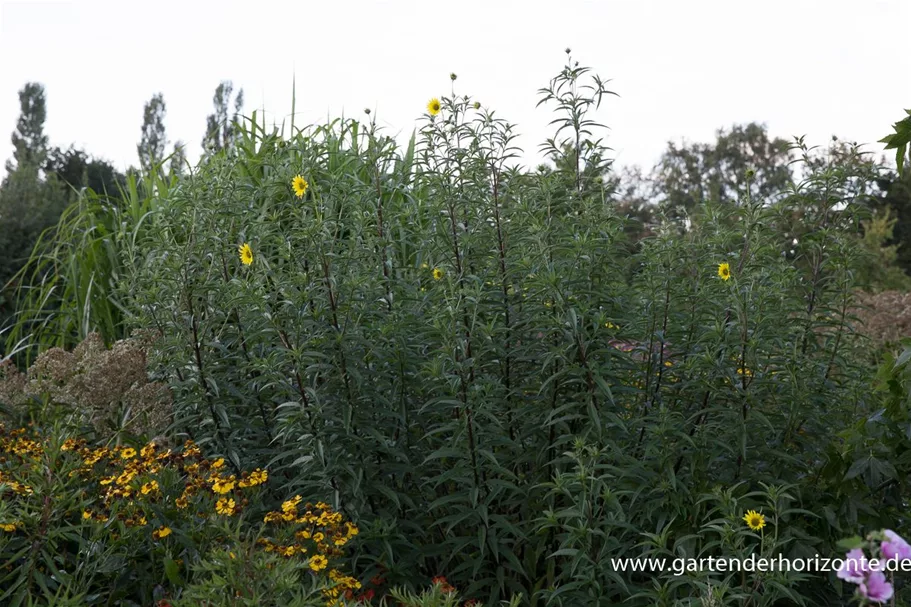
137;93;167;174
610;165;657;242
0;83;66;324
652;122;792;213
872;166;911;276
6;83;48;173
168;141;186;176
45;146;125;196
856;206;911;291
201;81;244;155
0;170;67;324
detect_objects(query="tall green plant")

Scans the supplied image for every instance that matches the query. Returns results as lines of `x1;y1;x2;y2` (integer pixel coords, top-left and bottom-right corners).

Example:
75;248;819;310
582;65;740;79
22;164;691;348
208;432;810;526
121;57;886;606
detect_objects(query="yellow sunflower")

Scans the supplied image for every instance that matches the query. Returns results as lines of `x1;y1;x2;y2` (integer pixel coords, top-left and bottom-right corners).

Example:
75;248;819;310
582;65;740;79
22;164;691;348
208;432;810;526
239;243;253;266
432;267;444;280
291;175;309;198
718;262;731;281
152;526;172;540
742;509;766;531
427;98;441;116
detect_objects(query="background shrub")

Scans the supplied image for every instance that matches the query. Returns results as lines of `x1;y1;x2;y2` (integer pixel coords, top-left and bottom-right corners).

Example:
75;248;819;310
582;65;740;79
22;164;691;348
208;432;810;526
0;331;171;436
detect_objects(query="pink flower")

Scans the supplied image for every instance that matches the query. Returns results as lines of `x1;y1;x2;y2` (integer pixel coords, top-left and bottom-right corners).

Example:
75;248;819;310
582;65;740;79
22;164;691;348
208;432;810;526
859;570;894;603
881;529;911;561
837;549;868;584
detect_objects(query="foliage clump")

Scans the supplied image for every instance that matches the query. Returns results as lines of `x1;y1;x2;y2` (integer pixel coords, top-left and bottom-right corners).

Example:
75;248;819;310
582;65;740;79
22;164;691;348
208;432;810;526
1;53;910;606
106;54;907;606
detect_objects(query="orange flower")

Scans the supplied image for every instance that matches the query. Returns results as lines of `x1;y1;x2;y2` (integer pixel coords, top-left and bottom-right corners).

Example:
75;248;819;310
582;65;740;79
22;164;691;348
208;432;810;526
432;576;455;593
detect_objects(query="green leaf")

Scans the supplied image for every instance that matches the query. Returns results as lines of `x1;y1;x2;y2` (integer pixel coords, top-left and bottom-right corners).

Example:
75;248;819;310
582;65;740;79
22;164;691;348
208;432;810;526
836;535;864;551
163;557;183;586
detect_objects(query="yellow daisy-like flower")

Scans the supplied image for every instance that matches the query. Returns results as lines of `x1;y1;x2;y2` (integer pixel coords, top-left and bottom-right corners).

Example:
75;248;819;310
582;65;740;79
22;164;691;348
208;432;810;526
432;267;444;280
742;509;766;531
0;523;18;532
152;526;172;540
718;262;731;281
281;545;298;557
309;554;329;572
211;476;236;494
239;243;253;266
282;495;303;513
120;447;137;459
211;458;225;469
82;510;93;520
238;467;268;488
215;497;236;516
140;480;159;495
427;98;441;116
291;175;309;198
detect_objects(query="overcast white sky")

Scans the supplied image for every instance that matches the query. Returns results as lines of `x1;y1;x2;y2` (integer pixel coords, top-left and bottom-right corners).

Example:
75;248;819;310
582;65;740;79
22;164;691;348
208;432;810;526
0;0;908;180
